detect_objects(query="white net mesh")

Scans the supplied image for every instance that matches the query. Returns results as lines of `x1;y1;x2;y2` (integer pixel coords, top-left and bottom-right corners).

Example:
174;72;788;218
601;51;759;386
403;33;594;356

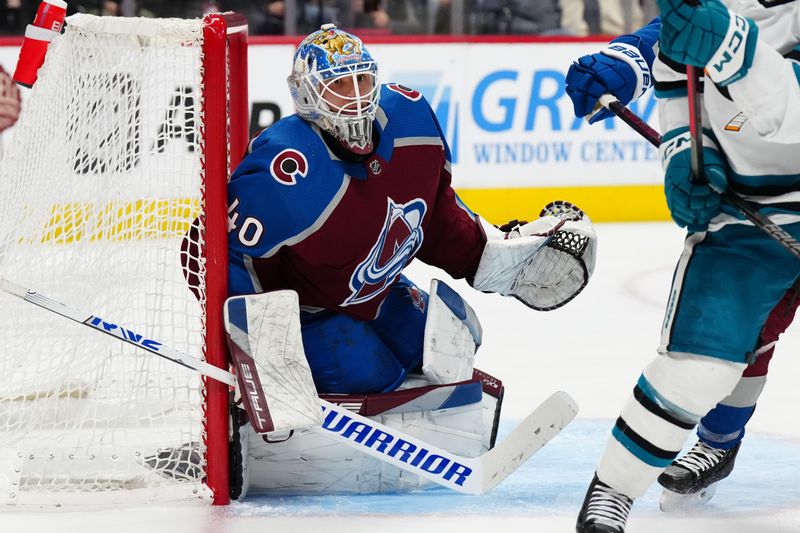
0;15;215;505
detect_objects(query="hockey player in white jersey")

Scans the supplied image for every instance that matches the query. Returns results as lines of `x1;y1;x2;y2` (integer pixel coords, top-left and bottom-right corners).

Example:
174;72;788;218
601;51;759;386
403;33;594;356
567;0;800;531
566;1;800;518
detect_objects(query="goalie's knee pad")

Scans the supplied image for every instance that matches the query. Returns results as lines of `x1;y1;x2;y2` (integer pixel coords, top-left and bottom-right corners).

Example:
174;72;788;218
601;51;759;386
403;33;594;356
422;279;482;384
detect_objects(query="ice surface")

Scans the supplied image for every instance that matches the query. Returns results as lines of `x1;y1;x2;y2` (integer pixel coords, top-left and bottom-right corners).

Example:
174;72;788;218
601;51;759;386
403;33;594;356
2;222;798;533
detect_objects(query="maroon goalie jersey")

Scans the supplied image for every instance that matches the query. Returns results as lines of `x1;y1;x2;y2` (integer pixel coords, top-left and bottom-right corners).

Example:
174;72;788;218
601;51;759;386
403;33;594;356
227;84;487;320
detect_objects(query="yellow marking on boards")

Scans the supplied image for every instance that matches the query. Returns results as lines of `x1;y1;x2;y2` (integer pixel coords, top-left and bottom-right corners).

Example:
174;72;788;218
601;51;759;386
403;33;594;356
455;185;670;224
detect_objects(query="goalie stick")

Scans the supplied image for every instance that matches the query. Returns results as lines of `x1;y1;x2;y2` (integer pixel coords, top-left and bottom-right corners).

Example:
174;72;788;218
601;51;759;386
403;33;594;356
0;277;578;495
316;390;576;494
596;93;800;261
0;278;237;387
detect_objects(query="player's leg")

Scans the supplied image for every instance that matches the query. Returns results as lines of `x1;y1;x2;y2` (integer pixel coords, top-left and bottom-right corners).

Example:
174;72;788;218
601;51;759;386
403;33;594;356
226;287;425;497
657;344;771;501
231;280;493;495
225;293;412;498
371;275;484;385
577;224;800;532
697;278;798;451
658;279;799;507
299;308;411;394
577;352;745;532
312;274;480;392
294;274;433;394
368;274;429;377
654;350;769;510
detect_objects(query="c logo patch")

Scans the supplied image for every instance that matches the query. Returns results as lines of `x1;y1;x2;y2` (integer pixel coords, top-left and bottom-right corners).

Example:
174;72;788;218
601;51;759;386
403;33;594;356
387;83;422;101
270;149;309;185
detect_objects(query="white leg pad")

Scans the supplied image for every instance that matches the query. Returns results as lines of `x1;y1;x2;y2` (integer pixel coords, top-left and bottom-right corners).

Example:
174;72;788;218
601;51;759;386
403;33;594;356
598;435;668;498
244;397;493;494
237;420;252;500
422;279;482;385
225;290;322;433
597;352;745;498
643;352;746;421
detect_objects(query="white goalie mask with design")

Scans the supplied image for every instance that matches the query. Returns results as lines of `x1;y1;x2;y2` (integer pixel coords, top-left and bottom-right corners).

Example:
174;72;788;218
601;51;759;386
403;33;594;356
288;24;380;152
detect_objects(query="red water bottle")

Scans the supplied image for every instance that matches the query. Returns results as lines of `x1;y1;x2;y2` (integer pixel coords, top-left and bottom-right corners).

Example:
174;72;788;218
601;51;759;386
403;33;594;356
13;0;68;88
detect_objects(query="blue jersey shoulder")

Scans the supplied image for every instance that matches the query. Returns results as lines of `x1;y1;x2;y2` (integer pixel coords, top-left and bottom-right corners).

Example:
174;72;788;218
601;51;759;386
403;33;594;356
378;84;450;159
228;115;346;258
379;84;442;138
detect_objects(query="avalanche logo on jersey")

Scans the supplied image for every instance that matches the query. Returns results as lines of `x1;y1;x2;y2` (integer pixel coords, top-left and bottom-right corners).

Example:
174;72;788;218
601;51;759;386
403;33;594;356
270;148;308;185
344;198;427;307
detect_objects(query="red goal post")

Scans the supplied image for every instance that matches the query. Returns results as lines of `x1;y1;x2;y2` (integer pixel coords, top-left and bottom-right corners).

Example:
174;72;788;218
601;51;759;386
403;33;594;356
0;13;248;506
204;11;249;507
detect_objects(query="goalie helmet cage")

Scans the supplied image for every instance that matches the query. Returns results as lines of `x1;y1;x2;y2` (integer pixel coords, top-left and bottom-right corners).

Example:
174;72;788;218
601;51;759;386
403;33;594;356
0;13;249;506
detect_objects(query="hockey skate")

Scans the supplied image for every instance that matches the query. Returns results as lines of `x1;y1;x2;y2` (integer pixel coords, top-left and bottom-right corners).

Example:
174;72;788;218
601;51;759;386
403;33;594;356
658;441;741;512
576;474;634;533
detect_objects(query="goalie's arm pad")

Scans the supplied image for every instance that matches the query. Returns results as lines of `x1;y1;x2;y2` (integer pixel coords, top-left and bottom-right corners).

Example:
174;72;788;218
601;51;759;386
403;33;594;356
471;202;597;311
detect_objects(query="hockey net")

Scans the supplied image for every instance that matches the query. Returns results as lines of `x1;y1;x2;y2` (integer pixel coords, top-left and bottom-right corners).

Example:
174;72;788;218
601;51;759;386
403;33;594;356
0;13;248;506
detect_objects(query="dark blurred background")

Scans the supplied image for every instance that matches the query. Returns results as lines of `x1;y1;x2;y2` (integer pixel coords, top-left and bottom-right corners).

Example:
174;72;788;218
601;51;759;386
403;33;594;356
0;0;658;36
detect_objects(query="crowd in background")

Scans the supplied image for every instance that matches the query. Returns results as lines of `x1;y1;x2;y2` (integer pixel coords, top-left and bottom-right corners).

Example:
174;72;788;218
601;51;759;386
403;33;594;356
0;0;658;36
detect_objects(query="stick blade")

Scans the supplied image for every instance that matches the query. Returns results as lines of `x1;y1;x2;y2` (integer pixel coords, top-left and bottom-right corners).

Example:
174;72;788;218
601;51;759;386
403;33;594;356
479;391;578;492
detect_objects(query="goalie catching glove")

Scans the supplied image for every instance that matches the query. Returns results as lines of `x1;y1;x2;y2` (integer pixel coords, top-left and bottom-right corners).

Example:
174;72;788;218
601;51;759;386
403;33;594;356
472;201;597;311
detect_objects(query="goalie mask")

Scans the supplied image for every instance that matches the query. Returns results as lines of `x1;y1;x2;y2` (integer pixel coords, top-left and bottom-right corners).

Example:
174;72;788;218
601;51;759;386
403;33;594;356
288;24;380;152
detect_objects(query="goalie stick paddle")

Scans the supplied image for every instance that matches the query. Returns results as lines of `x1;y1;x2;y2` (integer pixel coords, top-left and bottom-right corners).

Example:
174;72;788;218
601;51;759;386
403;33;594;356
597;94;800;261
0;277;579;494
317;391;577;495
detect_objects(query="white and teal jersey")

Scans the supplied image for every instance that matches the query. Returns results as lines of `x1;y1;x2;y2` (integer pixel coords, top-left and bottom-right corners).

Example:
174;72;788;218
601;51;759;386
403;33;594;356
655;0;800;227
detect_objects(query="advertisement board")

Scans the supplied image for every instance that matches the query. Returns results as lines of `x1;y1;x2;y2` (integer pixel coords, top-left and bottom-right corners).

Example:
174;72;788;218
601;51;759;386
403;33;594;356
246;40;668;222
0;37;669;222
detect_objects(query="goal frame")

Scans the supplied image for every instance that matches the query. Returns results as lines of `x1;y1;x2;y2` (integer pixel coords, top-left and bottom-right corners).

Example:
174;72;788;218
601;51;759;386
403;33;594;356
202;11;249;506
0;10;248;507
